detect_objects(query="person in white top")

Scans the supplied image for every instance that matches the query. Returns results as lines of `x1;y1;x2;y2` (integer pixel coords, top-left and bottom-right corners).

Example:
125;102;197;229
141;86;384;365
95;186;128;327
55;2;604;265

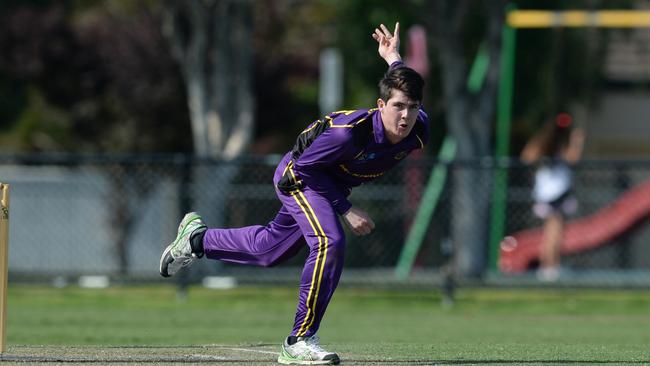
521;113;584;280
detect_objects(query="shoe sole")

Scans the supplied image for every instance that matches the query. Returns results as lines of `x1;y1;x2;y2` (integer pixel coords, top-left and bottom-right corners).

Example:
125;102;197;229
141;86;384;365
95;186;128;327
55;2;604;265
277;353;340;365
159;213;205;278
277;356;339;365
159;245;174;277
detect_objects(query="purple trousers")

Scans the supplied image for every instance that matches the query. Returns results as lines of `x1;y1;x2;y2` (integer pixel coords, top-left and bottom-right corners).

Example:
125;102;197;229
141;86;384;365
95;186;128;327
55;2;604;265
202;154;346;337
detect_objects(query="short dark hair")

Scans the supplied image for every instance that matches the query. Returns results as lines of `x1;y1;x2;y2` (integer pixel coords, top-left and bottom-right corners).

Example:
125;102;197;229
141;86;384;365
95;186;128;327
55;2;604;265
379;66;425;102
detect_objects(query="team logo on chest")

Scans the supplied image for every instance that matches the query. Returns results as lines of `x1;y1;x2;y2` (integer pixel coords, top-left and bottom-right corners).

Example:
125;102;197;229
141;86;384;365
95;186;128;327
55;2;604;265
394;151;408;160
355;152;377;161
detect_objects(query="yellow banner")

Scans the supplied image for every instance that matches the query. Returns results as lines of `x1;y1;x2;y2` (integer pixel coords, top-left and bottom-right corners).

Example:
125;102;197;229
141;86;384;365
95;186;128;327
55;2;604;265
508;10;650;28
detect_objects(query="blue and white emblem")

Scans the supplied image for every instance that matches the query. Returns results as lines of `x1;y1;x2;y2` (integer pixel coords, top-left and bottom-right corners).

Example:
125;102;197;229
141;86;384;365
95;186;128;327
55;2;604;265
356;152;377;161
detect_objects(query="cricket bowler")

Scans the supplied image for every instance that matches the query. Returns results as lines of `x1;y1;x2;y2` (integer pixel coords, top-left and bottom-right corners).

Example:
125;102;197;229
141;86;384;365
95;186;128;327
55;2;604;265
160;22;428;365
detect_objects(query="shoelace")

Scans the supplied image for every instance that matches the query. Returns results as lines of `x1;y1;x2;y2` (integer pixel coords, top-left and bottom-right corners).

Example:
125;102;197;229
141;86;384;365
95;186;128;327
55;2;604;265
305;336;328;353
177;256;196;268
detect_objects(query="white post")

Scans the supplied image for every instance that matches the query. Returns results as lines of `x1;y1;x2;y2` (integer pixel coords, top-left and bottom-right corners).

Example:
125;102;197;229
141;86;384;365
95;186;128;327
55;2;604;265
319;48;343;116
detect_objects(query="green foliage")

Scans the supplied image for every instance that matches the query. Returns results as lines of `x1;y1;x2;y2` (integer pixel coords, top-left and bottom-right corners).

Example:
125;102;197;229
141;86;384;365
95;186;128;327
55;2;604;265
328;0;422;108
0;1;191;153
0;74;26;132
0;0;640;155
0;88;74;150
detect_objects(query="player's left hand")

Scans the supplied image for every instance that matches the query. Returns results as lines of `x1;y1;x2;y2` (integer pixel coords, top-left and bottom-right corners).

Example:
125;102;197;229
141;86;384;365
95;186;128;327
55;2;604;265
342;206;376;236
372;22;401;65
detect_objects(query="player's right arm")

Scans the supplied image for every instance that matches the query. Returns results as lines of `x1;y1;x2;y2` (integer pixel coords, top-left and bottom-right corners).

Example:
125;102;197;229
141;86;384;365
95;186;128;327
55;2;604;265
564;127;585;164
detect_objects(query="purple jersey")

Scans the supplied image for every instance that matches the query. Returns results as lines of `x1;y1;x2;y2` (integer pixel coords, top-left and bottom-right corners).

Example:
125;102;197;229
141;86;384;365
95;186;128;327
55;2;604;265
277;101;429;215
198;60;429;340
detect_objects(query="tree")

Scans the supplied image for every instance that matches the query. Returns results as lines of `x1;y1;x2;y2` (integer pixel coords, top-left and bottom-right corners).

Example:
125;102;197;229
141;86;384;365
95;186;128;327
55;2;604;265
162;0;254;159
429;0;506;276
0;1;192;152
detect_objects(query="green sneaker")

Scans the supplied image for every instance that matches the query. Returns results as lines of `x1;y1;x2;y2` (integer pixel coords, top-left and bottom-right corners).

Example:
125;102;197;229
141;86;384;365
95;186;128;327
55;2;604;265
278;335;340;365
159;212;207;278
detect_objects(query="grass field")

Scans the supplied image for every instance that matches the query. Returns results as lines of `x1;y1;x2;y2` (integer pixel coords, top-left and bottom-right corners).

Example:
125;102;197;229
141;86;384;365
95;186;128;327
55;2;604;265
3;284;650;364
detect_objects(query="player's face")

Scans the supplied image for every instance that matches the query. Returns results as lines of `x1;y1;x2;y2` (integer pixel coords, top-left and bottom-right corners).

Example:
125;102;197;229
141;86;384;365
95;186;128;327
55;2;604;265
378;90;420;144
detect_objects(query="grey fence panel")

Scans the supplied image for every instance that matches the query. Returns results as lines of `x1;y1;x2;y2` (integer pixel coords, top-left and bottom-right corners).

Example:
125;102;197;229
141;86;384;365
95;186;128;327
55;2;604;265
0;165;116;274
503;160;650;277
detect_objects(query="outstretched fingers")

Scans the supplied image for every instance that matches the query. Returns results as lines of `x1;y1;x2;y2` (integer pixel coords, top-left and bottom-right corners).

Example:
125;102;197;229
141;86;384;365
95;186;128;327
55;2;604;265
373;23;400;44
380;23;392;38
372;22;402;65
372;28;385;43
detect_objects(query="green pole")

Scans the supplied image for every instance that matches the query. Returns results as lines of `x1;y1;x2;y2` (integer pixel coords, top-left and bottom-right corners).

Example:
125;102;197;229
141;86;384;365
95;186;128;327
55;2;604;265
394;137;456;279
467;42;490;93
394;41;489;280
488;7;517;272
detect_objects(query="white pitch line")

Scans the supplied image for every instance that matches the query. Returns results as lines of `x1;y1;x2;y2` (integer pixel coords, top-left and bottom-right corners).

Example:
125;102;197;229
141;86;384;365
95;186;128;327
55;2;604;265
191;354;228;360
222;347;279;356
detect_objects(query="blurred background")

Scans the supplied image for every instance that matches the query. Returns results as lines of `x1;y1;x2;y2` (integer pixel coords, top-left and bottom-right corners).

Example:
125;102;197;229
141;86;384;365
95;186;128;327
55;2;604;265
1;0;650;289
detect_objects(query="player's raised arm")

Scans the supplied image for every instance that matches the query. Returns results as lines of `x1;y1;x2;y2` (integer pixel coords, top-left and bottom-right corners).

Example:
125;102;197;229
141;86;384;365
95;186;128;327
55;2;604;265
372;22;402;65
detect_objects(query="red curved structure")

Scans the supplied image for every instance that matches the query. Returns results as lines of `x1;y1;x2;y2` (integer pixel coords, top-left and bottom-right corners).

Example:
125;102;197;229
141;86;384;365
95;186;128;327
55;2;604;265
499;179;650;273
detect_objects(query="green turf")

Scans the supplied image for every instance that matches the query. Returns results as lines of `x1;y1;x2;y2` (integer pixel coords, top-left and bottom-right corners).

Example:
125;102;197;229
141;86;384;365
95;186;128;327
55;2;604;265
6;284;650;364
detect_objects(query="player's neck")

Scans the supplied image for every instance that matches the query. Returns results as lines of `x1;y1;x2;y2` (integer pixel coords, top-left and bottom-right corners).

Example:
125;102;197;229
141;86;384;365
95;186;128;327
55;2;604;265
385;131;404;145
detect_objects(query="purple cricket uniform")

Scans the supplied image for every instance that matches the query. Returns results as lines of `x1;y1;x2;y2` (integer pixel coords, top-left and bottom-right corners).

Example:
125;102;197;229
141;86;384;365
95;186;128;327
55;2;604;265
202;62;429;338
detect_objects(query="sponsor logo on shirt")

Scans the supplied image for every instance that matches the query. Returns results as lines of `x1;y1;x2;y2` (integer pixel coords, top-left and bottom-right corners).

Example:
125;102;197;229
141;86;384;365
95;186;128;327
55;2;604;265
356;152;377;161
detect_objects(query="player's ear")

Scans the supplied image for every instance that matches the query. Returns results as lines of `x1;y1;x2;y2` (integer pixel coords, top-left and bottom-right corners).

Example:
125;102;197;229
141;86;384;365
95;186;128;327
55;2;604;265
377;98;385;110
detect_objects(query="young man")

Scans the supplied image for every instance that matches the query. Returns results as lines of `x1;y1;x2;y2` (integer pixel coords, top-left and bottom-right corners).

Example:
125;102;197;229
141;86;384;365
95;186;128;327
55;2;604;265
159;22;428;365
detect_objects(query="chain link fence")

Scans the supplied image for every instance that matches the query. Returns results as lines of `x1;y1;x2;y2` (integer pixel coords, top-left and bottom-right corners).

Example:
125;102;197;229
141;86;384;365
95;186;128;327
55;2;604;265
1;153;650;287
502;160;650;285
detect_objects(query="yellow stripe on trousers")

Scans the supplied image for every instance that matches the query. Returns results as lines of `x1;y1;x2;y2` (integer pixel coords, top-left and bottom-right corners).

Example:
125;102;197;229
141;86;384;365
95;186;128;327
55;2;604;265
290;189;328;336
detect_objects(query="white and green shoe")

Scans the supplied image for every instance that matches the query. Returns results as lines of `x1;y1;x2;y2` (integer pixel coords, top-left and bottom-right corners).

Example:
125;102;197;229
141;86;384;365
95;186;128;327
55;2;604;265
278;335;340;365
159;212;207;278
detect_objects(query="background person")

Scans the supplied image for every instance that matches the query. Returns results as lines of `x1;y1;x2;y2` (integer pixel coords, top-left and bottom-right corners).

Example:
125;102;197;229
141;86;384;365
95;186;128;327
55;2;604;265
159;22;429;365
521;113;585;281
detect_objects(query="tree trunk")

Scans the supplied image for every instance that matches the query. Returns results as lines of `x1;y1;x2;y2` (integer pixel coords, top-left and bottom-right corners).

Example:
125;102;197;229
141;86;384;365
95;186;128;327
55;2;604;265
160;1;254;284
431;0;504;277
163;0;254;159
